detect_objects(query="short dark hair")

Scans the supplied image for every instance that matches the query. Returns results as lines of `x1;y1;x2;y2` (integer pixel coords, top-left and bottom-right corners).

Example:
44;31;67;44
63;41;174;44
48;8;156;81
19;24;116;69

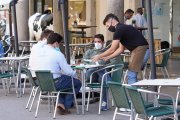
137;7;143;13
103;13;119;25
125;9;134;14
40;29;54;40
43;10;51;14
94;34;104;42
47;33;63;44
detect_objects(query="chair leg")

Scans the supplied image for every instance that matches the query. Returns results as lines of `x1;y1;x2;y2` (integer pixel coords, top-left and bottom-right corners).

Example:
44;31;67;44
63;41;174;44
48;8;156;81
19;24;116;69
123;70;128;84
29;87;39;112
98;86;103;115
86;88;91;112
149;116;153;120
160;68;166;78
26;86;35;109
35;91;42;118
53;92;59;119
164;67;169;78
48;92;52;113
73;88;79;114
23;78;27;94
135;114;139;120
2;79;7;96
113;107;118;120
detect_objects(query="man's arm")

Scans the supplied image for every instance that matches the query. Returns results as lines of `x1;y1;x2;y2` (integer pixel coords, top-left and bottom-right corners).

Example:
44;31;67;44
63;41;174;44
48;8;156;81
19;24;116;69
102;42;125;61
92;40;119;62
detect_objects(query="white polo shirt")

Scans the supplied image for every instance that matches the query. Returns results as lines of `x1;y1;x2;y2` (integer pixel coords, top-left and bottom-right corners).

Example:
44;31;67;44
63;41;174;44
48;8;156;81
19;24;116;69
29;40;46;76
30;45;76;79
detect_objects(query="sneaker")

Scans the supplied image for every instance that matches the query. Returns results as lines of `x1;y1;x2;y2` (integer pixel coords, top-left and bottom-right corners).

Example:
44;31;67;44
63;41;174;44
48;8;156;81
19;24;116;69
101;101;108;111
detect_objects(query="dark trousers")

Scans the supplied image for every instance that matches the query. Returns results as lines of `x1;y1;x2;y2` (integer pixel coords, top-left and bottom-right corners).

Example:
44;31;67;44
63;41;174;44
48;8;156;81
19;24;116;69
55;74;82;108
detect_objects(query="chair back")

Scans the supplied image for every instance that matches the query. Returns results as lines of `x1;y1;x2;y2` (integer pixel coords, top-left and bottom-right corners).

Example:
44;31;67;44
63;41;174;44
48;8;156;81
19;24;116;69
111;64;124;83
160;49;171;67
126;86;147;115
108;81;131;109
23;67;38;86
35;70;56;92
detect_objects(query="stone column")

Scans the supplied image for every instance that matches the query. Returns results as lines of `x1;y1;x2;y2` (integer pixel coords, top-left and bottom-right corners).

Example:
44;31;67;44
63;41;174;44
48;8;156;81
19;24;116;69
86;0;96;37
53;0;65;54
96;0;124;41
53;0;63;35
106;0;124;40
29;0;34;16
16;0;29;41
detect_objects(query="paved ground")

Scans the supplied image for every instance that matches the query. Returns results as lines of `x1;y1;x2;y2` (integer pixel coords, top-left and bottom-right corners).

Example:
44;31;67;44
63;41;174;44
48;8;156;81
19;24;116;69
0;58;179;120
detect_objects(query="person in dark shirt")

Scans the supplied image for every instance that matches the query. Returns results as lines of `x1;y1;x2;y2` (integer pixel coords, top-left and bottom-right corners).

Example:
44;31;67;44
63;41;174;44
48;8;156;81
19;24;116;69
93;13;149;84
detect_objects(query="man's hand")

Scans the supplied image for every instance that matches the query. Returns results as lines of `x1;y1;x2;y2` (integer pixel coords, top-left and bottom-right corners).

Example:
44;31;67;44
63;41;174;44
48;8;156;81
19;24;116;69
92;55;100;62
102;56;110;61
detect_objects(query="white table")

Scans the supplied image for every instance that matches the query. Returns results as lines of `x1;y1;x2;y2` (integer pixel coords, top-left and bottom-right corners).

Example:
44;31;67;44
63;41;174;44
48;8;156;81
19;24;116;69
72;64;103;114
132;79;180;86
132;79;180;109
0;56;29;97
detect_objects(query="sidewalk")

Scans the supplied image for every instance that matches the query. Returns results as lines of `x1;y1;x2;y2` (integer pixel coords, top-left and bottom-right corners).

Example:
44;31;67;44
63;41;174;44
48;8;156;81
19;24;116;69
0;58;179;120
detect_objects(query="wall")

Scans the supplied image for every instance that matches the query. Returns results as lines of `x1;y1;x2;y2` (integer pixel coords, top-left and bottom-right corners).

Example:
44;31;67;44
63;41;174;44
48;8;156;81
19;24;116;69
151;0;170;44
172;0;180;47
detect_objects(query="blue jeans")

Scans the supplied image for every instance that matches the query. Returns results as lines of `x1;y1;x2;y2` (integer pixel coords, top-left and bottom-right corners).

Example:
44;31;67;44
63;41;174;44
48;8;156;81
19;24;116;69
55;74;82;109
127;49;150;84
86;68;111;102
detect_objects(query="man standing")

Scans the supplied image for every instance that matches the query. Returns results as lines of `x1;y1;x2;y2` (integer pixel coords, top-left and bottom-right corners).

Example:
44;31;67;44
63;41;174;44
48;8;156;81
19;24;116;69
132;7;147;28
34;33;81;114
93;13;149;84
124;9;134;25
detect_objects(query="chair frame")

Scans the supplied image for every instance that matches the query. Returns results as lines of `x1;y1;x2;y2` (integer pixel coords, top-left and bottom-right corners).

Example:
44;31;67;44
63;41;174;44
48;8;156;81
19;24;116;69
24;68;39;112
35;70;79;119
145;49;171;79
126;86;178;120
86;64;124;114
108;82;134;120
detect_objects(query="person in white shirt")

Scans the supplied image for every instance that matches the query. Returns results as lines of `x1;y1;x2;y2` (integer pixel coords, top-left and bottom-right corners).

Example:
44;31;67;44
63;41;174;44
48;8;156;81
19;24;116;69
132;7;147;28
124;9;134;25
29;29;54;77
34;32;81;115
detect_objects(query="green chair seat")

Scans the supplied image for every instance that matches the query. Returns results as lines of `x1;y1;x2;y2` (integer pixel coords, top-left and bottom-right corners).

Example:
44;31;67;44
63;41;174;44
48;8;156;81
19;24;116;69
146;106;174;117
126;86;180;120
158;98;180;105
0;73;13;78
87;83;108;88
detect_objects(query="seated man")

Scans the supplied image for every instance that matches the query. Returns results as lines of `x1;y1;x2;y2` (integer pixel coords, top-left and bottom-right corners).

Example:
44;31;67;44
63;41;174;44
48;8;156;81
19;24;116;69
83;34;111;111
29;29;54;77
32;32;81;115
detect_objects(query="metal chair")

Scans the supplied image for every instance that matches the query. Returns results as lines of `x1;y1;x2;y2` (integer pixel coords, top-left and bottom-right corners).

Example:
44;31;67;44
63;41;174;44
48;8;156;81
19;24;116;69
24;68;39;112
35;70;79;119
108;82;154;120
108;81;132;120
145;48;171;79
86;64;124;114
126;86;180;120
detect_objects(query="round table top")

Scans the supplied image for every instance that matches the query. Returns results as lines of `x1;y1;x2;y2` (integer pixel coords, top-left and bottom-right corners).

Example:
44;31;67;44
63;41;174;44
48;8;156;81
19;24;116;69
72;25;97;29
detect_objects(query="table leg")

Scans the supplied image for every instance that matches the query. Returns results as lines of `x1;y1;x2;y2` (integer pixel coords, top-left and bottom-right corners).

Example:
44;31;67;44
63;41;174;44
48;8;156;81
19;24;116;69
16;61;22;97
81;69;86;114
